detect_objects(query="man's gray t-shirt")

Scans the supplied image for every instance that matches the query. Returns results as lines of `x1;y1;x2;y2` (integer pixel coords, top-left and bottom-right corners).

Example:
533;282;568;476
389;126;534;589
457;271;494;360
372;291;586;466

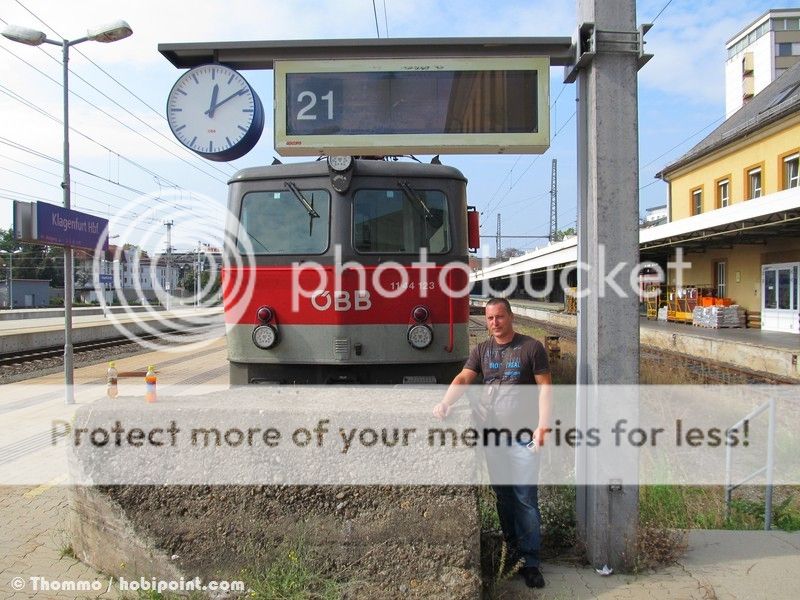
464;333;550;427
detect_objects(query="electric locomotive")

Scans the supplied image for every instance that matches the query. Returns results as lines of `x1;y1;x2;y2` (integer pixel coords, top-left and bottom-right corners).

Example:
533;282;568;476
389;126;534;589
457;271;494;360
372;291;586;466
222;156;479;384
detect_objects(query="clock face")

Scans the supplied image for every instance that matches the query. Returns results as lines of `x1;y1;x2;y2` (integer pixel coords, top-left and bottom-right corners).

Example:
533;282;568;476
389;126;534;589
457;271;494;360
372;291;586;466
167;64;264;162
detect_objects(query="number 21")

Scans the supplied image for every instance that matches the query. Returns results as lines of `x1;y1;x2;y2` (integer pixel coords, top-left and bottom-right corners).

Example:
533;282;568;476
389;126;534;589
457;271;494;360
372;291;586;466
297;90;334;120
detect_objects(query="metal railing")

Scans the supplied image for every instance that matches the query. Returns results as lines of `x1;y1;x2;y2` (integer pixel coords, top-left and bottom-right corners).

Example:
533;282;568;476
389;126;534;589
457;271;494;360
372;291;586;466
724;397;776;530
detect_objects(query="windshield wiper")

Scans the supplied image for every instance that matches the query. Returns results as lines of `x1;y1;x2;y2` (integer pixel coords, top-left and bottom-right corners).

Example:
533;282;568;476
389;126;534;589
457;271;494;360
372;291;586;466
399;181;433;220
286;181;320;236
246;230;269;253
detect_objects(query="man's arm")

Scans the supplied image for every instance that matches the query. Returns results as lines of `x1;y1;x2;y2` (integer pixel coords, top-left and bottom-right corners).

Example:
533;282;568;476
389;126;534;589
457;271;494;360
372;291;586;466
533;372;553;446
433;368;478;419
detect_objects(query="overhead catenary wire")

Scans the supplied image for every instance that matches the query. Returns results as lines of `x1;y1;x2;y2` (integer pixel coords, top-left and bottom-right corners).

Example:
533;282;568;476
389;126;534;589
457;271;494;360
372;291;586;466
0;46;230;186
481;88;573;222
0;166;158;226
15;41;237;181
6;3;241;174
648;0;675;24
0;152;139;203
372;0;381;37
0;135;193;206
481;110;576;219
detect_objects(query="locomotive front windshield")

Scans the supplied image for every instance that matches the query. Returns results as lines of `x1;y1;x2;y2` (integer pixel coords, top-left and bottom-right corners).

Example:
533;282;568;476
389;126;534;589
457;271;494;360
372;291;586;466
237;189;331;254
354;189;450;253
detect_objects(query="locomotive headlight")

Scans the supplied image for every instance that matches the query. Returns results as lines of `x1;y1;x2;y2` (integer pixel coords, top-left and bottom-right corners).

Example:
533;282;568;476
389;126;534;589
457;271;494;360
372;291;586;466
407;324;433;349
327;155;353;172
252;325;278;349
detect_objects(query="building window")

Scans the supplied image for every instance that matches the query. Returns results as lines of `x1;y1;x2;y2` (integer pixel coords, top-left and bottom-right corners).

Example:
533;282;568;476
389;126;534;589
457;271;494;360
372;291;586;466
785;153;799;189
716;261;726;299
777;42;800;57
717;179;730;208
773;17;800;31
692;188;702;215
747;168;762;199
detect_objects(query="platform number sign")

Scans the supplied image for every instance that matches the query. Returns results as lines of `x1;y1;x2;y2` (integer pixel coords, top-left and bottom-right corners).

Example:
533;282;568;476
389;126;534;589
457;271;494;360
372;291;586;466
288;77;343;135
274;57;550;156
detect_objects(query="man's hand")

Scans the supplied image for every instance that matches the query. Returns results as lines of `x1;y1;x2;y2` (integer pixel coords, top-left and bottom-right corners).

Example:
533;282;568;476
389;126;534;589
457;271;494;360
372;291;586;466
432;402;451;420
532;426;549;449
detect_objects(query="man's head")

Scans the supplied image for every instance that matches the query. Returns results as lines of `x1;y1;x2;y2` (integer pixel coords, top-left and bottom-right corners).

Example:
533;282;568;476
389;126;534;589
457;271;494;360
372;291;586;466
485;298;514;342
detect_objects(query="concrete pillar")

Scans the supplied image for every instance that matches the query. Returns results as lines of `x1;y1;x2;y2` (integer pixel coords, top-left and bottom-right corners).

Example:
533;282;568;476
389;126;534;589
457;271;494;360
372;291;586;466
575;0;641;570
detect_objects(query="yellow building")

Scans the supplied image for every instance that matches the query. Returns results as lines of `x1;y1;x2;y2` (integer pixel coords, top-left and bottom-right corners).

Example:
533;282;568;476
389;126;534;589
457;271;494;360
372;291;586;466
655;61;800;334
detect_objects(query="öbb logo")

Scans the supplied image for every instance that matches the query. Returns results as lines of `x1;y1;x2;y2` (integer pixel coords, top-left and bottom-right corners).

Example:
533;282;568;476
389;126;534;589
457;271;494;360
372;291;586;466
311;290;372;312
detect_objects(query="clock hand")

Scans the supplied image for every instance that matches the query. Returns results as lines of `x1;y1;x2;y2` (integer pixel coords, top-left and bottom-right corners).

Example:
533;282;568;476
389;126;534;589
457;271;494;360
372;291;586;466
207;84;219;118
204;88;246;116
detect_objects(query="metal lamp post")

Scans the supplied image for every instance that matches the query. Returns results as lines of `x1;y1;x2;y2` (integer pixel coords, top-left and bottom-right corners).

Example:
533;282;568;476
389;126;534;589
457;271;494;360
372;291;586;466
0;249;22;308
2;20;132;404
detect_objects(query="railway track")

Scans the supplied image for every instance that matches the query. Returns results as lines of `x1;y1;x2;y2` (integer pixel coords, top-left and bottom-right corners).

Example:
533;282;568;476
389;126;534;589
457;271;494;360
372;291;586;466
0;333;162;368
0;324;222;383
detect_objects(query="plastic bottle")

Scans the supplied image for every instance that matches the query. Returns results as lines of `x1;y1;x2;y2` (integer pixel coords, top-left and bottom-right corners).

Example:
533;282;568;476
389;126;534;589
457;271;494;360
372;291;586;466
106;361;118;399
145;365;157;403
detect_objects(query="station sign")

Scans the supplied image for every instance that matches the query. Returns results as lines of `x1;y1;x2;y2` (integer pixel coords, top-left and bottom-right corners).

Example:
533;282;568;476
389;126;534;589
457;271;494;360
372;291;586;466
274;56;550;156
13;200;109;251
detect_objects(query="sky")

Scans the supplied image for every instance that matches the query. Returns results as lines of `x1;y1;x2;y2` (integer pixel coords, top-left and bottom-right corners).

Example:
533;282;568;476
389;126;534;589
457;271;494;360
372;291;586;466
0;0;797;259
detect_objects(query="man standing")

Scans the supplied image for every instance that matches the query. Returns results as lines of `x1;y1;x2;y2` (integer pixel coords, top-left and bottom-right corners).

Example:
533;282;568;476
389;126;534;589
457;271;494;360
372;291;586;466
433;297;552;588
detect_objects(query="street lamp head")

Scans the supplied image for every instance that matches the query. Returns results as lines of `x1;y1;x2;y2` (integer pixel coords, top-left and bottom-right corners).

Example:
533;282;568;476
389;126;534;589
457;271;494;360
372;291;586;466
86;20;132;43
1;25;47;46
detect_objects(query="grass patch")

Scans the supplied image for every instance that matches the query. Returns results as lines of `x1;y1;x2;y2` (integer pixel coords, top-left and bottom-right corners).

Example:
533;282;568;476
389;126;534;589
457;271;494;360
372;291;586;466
539;485;577;553
640;485;800;531
242;538;341;600
478;486;500;532
129;592;205;600
58;544;76;560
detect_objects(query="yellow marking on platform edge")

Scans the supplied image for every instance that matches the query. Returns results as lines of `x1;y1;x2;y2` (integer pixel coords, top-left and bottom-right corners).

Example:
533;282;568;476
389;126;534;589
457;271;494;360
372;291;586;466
23;474;67;498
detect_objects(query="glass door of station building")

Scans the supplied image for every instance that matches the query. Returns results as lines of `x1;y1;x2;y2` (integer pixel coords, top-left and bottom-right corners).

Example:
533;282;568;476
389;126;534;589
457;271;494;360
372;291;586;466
761;263;799;334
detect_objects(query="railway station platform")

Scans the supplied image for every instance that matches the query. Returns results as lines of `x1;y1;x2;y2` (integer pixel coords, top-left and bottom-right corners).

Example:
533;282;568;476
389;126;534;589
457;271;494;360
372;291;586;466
0;306;223;356
470;297;800;382
1;342;798;598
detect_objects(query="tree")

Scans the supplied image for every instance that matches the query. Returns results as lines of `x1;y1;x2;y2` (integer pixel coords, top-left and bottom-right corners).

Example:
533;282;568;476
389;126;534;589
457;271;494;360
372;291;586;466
0;228;64;286
555;227;576;241
122;243;149;258
500;247;526;259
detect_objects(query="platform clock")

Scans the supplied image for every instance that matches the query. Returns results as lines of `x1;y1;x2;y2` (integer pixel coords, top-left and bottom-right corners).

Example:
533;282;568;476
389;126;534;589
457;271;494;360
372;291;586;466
166;64;264;161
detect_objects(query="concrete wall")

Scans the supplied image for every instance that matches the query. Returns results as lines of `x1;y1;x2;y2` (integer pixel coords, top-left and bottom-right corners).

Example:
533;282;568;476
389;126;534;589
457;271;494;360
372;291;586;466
67;392;482;599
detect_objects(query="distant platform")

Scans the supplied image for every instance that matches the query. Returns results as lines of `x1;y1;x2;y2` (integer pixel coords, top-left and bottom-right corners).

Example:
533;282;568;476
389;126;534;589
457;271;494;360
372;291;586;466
0;306;223;355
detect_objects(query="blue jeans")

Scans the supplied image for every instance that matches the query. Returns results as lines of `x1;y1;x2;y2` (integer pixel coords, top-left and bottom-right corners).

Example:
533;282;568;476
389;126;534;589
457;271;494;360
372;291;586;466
485;442;541;567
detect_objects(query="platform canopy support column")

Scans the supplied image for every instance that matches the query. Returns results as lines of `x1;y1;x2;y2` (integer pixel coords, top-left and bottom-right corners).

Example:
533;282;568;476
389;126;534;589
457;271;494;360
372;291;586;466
573;0;643;570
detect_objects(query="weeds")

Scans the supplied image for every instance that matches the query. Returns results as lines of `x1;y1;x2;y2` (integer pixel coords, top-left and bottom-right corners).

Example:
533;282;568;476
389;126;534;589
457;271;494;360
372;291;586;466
482;538;524;600
730;494;800;531
478;486;500;532
639;485;800;531
242;538;341;600
539;486;577;553
117;589;205;600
